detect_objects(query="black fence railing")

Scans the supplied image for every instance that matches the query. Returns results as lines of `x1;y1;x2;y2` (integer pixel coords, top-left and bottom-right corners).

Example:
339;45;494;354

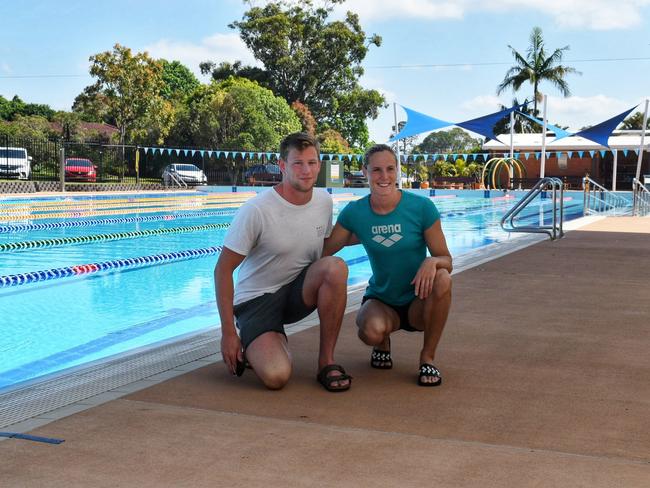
0;135;301;187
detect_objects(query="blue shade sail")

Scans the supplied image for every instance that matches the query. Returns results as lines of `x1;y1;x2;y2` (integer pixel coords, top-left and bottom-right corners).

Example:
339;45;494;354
516;112;573;141
389;106;453;142
456;104;524;142
573;106;638;148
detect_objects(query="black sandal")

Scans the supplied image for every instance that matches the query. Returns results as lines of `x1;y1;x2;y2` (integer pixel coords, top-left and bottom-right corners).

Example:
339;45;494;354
418;363;442;387
316;364;352;392
371;338;392;369
235;358;246;377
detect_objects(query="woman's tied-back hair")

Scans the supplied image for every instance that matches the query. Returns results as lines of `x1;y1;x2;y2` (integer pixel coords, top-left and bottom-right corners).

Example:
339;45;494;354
280;132;320;160
363;144;397;168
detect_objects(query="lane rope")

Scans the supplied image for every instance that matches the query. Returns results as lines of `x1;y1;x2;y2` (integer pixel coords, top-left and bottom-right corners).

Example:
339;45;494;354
0;223;231;252
0;209;236;233
0;246;223;288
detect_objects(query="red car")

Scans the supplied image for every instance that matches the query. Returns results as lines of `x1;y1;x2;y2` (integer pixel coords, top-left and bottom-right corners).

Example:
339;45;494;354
65;158;97;182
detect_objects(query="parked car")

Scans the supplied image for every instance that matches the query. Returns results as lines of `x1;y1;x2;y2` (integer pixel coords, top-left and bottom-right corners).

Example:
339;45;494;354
344;170;367;188
161;163;207;186
0;147;31;180
65;158;97;182
244;163;281;185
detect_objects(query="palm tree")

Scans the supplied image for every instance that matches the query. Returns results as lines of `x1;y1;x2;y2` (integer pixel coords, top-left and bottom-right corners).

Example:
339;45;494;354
497;27;580;115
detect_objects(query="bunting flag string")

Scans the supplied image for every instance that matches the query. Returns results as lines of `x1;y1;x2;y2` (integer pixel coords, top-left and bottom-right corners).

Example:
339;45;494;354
140;145;638;166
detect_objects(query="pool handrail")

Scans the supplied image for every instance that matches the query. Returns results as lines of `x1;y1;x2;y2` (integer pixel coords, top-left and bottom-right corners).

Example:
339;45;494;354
632;178;650;216
500;177;564;240
582;176;632;216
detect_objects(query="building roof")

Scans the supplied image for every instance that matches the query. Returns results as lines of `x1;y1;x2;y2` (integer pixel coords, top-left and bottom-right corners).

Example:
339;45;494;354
483;131;650;151
50;121;119;138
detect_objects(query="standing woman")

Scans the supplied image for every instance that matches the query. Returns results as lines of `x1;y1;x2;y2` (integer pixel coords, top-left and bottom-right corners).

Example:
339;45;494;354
324;144;452;386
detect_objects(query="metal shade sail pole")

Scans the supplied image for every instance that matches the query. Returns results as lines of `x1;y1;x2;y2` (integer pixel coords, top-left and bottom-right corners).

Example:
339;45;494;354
540;95;548;179
612;150;618;192
635;99;649;182
509;110;514;188
394;102;403;189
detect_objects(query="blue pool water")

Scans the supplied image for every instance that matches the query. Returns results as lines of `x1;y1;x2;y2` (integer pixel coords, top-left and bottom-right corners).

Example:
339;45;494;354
0;189;584;390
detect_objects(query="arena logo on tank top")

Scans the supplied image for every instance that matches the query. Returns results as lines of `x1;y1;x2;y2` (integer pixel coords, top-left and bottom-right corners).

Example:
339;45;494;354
370;223;402;247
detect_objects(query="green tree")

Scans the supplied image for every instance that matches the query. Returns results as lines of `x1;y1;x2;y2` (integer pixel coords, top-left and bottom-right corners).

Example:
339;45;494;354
177;77;301;182
52;111;82;141
206;0;384;149
82;43;165;145
0;95;55;121
318;128;350;154
492;98;539;135
620;111;650;130
159;59;200;101
497;27;580;115
72;88;114;123
415;128;482;154
430;160;455;177
0;115;58;139
452;158;482;180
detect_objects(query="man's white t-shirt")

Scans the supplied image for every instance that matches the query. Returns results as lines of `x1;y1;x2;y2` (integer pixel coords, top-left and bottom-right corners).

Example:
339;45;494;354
223;187;333;305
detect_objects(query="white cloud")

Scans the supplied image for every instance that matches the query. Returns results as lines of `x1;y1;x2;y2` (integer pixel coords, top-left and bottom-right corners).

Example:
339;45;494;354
453;93;643;131
0;62;12;75
340;0;649;30
337;0;466;21
360;75;397;103
546;95;637;130
144;33;258;78
460;95;504;113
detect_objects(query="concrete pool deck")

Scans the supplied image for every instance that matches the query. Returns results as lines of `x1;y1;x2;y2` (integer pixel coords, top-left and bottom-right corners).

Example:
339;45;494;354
1;217;649;487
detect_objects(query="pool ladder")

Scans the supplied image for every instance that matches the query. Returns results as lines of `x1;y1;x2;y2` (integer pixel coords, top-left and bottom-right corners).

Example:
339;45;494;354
583;176;632;216
168;171;188;188
500;177;565;240
632;178;650;216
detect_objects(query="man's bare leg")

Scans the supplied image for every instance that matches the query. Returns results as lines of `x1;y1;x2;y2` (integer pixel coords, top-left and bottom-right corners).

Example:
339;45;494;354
302;256;350;388
245;332;292;390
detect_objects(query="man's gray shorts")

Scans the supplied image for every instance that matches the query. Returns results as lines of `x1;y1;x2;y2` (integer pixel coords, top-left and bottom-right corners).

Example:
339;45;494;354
233;268;316;349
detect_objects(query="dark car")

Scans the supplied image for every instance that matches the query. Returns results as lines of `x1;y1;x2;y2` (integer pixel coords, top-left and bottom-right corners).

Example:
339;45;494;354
244;164;281;185
344;170;367;188
65;158;97;182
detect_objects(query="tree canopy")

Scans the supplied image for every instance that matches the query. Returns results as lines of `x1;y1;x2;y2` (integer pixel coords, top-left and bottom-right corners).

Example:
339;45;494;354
497;27;580;115
0;95;55;121
203;0;385;149
179;77;301;151
160;60;200;101
79;43;167;145
414;128;482;154
620;111;650;130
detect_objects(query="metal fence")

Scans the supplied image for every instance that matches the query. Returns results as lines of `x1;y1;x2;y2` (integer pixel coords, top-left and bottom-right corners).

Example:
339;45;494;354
0;135;308;188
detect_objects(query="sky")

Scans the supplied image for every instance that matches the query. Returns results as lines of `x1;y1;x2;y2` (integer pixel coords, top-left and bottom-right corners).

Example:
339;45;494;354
1;0;649;146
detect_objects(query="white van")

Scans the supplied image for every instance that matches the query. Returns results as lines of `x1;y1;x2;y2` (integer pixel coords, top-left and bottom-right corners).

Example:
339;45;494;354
0;147;32;180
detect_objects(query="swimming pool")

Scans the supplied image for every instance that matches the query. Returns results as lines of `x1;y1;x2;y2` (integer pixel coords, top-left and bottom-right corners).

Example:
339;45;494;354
0;189;584;390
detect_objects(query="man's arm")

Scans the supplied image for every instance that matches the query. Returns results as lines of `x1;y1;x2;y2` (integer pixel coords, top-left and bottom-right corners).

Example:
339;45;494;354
214;246;246;374
411;220;453;299
322;222;358;256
